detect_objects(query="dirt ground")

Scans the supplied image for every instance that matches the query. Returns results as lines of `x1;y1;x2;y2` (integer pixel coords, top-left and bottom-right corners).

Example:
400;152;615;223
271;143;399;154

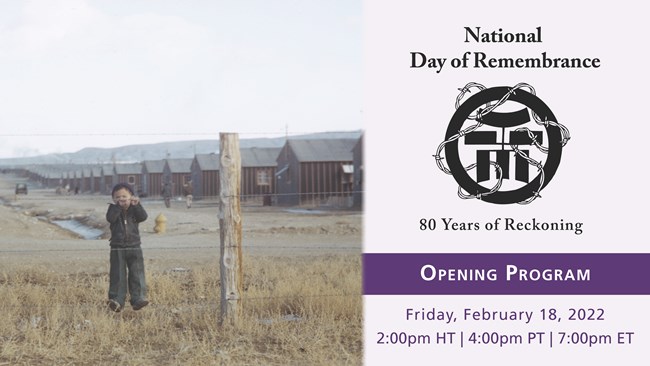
0;173;362;273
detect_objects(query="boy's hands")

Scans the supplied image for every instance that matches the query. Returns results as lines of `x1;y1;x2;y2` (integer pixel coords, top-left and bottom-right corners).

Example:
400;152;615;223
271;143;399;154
114;195;139;209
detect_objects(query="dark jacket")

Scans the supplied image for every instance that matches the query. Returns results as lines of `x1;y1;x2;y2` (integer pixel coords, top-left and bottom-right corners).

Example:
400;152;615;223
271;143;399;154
106;203;148;247
183;184;193;196
162;183;172;198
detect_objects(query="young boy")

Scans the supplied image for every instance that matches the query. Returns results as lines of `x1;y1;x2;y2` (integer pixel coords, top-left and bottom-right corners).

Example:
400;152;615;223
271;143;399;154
182;180;193;209
106;183;149;312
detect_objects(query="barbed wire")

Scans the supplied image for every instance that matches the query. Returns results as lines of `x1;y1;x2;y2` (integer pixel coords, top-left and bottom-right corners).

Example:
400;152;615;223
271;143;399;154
1;190;365;202
2;293;361;306
1;186;361;254
0;132;223;137
1;294;363;314
0;130;352;137
434;82;570;204
456;160;502;200
0;245;361;254
0;251;360;306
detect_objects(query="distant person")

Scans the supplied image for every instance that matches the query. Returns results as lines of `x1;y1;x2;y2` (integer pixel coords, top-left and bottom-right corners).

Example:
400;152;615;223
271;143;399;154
162;181;172;208
183;180;193;209
74;186;79;195
106;183;149;312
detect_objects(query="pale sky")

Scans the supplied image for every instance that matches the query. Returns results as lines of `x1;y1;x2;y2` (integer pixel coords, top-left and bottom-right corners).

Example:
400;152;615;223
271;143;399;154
0;0;362;158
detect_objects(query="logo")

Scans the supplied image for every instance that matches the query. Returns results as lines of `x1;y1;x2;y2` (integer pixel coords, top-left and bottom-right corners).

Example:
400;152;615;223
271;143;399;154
435;83;570;204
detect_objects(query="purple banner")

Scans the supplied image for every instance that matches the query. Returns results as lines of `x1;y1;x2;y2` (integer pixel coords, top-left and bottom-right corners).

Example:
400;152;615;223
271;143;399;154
363;253;650;295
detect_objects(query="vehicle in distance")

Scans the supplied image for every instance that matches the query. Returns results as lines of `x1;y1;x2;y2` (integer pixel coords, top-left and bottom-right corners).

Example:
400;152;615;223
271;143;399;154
15;183;28;195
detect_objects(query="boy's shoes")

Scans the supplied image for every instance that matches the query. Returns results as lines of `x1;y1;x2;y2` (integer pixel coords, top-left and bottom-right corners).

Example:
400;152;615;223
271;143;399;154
132;300;149;311
107;299;122;313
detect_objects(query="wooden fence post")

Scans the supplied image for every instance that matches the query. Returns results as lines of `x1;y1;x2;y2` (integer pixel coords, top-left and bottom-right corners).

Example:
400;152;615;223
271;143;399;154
219;133;243;326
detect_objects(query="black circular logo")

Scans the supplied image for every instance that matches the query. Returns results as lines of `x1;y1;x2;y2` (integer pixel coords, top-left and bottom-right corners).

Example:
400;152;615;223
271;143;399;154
443;85;566;204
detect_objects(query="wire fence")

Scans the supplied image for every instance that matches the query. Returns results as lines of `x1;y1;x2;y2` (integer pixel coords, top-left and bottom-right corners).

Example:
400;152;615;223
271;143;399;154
0;243;362;304
2;190;364;201
0;131;363;308
0;245;361;254
1;298;363;316
0;130;332;137
0;202;362;305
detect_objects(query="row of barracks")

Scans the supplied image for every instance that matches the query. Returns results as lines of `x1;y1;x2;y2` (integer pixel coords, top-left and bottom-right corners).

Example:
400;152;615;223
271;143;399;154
14;136;364;208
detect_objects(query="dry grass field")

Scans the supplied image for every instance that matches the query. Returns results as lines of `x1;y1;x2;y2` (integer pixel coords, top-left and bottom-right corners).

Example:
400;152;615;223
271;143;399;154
0;173;362;365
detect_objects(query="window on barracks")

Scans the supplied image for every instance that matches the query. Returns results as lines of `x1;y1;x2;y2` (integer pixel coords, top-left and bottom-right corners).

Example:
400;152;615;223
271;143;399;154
257;170;271;186
341;164;354;184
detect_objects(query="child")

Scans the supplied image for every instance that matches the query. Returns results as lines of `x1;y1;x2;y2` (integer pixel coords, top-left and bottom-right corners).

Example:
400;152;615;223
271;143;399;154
161;181;172;208
106;183;149;312
182;180;193;209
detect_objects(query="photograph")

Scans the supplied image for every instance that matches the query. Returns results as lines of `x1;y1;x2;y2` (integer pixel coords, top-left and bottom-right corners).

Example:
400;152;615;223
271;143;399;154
0;1;363;364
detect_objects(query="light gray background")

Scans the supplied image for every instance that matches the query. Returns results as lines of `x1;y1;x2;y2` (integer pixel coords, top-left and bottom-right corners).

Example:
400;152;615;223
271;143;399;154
364;0;649;363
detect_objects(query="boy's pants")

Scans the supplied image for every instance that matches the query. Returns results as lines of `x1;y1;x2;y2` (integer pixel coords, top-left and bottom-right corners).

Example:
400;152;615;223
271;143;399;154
109;246;147;307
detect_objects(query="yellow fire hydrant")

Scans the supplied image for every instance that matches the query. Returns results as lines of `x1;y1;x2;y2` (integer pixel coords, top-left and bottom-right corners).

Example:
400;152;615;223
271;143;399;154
154;213;167;234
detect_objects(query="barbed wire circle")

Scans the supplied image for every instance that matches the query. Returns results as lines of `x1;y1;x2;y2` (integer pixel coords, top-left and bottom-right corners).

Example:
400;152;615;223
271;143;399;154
434;82;570;204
